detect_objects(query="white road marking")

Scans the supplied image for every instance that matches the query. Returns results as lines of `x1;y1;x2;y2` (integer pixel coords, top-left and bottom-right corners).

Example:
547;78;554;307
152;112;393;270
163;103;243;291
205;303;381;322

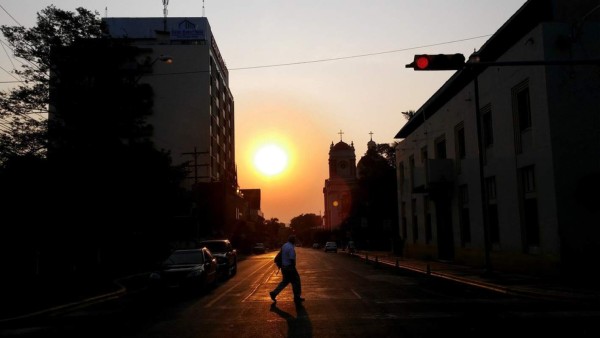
204;259;275;308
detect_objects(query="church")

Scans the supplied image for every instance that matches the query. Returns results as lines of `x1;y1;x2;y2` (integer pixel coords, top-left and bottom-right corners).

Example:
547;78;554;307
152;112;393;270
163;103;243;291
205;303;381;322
322;132;358;231
323;132;399;251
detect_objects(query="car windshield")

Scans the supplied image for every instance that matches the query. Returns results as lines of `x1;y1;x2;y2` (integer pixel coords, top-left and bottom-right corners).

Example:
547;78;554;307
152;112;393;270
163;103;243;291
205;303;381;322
165;251;204;265
200;242;228;252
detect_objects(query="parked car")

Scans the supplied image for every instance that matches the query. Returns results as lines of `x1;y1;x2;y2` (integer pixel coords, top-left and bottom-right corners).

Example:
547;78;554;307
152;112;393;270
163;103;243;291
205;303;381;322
324;241;338;253
198;239;238;278
312;242;320;249
253;242;266;254
149;247;218;291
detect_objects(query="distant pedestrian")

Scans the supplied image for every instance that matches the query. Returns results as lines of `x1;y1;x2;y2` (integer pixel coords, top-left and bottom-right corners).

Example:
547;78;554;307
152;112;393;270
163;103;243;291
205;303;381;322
269;234;304;303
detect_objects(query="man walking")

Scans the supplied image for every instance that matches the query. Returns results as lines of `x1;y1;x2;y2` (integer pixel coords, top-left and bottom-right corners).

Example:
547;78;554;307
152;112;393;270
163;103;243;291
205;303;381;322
270;235;304;303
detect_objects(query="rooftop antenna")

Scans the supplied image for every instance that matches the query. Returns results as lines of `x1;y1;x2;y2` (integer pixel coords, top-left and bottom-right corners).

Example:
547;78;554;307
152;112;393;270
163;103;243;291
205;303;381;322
104;7;107;18
162;0;169;32
202;0;206;17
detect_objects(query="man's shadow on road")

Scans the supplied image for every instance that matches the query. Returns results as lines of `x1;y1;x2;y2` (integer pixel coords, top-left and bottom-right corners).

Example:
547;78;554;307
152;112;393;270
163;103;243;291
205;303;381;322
270;302;313;338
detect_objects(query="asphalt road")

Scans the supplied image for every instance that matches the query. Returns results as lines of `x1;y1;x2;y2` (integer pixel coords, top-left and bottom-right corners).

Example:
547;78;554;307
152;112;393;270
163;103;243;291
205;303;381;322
2;247;600;337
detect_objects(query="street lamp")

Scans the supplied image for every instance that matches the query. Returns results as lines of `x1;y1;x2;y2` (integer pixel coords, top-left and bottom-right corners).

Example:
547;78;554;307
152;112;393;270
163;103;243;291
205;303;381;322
135;55;173;83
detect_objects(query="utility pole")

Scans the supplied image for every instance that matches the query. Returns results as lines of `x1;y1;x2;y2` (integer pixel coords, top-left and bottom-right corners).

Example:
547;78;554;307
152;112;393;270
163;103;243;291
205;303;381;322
182;147;209;185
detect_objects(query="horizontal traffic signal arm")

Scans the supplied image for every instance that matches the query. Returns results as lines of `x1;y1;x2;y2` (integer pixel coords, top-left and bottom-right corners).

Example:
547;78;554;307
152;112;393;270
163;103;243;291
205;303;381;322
406;53;600;71
406;54;466;71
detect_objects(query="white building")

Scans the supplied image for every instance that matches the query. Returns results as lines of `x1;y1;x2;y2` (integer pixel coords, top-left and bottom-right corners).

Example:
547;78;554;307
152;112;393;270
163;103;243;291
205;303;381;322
395;0;600;279
104;17;236;190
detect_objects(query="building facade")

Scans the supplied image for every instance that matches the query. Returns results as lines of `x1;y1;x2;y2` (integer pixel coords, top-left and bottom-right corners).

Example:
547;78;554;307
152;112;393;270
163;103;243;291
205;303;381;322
395;0;600;279
104;17;236;190
323;138;357;231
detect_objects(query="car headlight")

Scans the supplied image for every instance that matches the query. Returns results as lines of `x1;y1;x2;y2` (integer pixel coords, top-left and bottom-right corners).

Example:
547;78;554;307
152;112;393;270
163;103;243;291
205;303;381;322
149;272;161;280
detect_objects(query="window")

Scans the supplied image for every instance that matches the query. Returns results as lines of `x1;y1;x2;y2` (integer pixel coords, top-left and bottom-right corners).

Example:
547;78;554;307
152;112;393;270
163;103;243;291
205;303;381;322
455;124;466;159
481;106;493;147
485;176;500;245
411;198;418;243
519;166;539;247
517;88;532;131
522;165;536;194
398;162;405;193
459;185;471;245
435;136;447;159
512;80;531;153
409;155;415;191
401;202;407;239
421;146;428;183
424;196;432;244
455;122;465;174
485;176;497;201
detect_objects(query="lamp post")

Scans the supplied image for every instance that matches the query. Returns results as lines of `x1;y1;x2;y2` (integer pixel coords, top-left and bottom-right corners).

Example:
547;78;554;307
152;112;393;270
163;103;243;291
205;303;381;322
135;54;173;83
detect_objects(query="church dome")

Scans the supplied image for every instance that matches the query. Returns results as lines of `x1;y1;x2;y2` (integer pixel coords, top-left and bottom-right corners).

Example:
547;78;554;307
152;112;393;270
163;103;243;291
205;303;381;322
331;141;353;151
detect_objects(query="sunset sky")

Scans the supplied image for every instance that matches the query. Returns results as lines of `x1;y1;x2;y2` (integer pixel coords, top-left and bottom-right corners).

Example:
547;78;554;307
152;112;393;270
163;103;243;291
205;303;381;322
0;0;527;224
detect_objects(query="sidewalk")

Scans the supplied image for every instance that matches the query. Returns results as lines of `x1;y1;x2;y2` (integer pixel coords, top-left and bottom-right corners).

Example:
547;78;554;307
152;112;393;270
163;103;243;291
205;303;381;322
352;250;600;304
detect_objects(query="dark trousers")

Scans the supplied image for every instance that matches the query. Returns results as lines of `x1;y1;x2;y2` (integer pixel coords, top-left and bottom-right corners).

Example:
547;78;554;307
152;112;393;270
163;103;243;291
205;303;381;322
272;266;302;298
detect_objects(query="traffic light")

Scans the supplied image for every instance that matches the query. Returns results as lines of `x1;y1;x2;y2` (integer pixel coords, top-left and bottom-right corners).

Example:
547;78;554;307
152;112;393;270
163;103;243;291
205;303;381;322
406;54;465;71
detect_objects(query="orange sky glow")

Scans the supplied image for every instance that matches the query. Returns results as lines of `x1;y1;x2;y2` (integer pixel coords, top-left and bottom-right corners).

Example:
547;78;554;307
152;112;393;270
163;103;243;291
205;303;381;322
0;0;529;224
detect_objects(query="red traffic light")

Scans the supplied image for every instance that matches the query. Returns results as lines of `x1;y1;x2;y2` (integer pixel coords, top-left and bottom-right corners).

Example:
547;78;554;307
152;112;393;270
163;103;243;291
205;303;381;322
407;54;465;71
415;55;430;70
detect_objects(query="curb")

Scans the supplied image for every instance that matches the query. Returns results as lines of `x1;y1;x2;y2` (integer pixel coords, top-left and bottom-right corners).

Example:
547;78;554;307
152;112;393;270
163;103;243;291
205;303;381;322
348;252;574;302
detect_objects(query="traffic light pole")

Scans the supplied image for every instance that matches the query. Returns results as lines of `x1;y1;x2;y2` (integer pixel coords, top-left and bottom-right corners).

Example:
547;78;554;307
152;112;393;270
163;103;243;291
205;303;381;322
465;57;600;276
471;72;493;275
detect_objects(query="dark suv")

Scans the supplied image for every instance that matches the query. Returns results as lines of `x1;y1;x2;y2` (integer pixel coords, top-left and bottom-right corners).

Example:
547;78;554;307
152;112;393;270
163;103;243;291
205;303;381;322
198;239;238;278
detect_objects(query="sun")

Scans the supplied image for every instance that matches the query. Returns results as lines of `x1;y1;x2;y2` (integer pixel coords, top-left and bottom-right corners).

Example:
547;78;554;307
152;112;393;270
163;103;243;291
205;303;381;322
253;144;289;176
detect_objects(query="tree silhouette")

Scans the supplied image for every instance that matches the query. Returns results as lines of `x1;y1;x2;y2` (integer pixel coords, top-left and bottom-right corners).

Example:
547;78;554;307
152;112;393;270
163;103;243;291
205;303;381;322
0;5;104;163
0;6;187;280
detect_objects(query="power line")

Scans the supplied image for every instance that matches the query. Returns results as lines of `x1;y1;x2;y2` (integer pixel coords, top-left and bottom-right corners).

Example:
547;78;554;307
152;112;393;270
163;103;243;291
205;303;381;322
0;4;23;26
228;34;492;70
0;34;493;84
0;64;20;81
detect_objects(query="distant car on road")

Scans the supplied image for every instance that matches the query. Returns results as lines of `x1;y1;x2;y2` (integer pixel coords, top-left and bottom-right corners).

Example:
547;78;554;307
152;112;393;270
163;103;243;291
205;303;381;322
312;242;320;249
149;248;218;291
253;242;266;254
198;239;238;278
324;241;338;253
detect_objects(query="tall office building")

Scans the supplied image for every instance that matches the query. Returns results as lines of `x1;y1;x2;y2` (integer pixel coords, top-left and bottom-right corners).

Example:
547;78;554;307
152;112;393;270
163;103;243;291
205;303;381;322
103;17;236;190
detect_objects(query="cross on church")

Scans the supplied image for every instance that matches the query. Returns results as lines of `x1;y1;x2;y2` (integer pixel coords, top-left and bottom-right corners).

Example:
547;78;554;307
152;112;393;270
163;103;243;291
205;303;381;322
369;131;374;141
338;129;344;142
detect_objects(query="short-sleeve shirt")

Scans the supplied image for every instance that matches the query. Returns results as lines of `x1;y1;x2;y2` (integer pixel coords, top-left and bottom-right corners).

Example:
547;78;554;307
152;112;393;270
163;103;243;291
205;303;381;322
281;241;296;267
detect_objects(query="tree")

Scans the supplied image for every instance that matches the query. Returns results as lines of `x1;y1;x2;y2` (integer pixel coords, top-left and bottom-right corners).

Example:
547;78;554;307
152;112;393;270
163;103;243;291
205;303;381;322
0;5;104;163
401;110;416;121
353;142;399;251
375;142;398;169
290;213;322;243
47;38;188;273
0;6;187;278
